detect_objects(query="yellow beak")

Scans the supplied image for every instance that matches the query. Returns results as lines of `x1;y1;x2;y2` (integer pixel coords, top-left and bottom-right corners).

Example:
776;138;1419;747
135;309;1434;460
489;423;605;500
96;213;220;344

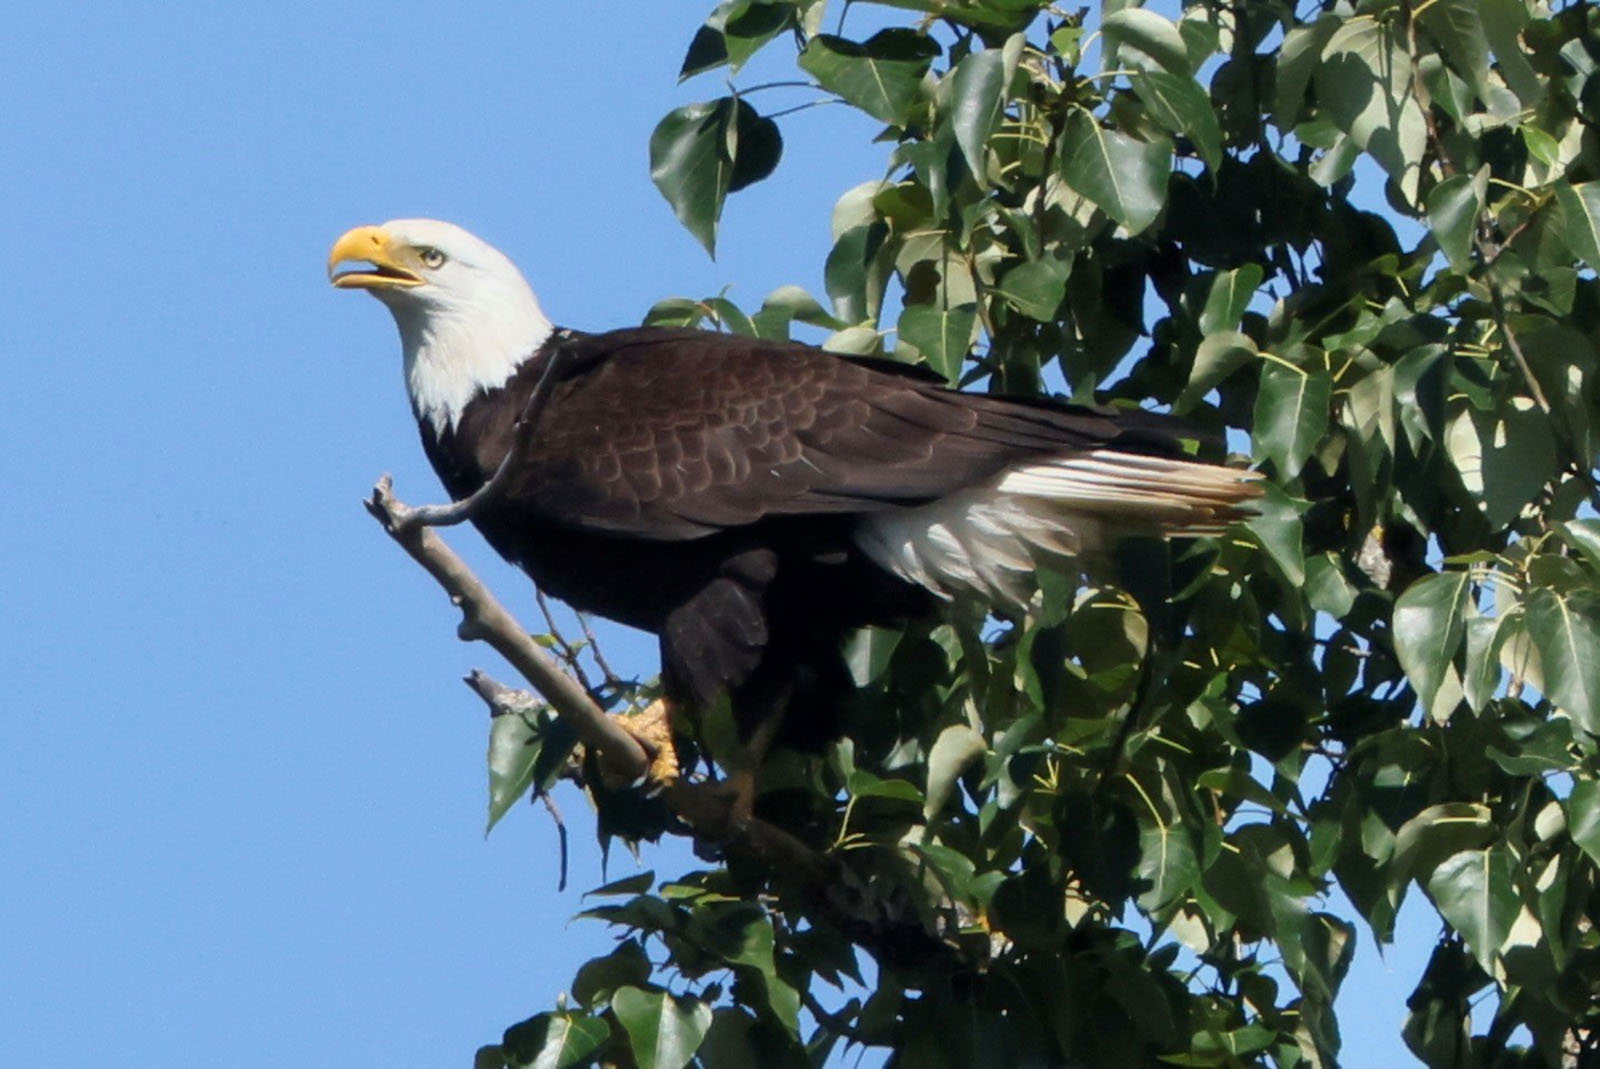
327;225;425;290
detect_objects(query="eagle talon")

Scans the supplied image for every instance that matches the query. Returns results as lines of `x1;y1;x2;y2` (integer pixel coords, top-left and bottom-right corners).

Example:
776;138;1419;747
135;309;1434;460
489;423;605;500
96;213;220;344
603;698;679;792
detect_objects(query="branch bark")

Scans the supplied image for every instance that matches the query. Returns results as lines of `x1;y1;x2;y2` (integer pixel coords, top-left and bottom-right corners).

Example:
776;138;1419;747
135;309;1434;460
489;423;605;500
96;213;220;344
365;475;651;782
363;477;836;889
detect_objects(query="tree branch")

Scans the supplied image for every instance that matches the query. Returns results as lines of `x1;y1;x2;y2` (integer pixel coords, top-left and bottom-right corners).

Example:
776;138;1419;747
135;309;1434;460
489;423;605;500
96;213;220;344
364;479;838;889
1485;271;1553;415
365;475;651;782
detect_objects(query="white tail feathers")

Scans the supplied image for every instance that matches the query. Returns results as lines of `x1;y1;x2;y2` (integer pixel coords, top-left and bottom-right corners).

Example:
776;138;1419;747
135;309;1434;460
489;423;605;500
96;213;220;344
854;450;1263;607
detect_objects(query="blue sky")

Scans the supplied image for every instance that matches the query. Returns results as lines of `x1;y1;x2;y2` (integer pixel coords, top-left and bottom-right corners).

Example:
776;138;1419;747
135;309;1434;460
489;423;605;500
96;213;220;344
3;3;1433;1064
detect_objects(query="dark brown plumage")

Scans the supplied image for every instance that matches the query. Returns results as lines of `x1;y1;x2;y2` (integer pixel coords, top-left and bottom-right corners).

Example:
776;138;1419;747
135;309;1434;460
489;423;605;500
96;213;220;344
419;327;1252;743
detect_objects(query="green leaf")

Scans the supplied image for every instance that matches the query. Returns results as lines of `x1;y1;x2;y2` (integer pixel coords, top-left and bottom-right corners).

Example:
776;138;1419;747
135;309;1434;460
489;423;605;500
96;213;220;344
699;296;757;337
1244;482;1306;587
1402;942;1476;1063
924;723;987;822
690;903;776;975
995;258;1069;320
1101;8;1192;75
1561;519;1600;573
571;939;653;1010
1392;345;1447;448
1425;171;1484;273
1425;847;1519;972
695;1009;760;1067
486;703;545;834
1252;360;1331;479
586;871;656;898
1481;0;1544;105
1416;0;1490;98
844;625;904;686
798;30;939;126
908;841;978;906
1554;181;1600;271
1274;16;1341;127
847;768;924;803
1523;124;1562;169
650;97;782;256
748;973;802;1036
945;41;1013;184
1132;70;1222;173
1135;810;1201;912
1524;587;1600;737
1092;935;1179;1042
680;2;795;79
824;223;882;325
1301;911;1357;1003
1567;780;1600;867
1199;265;1263;335
1462;613;1505;713
751;284;846;338
1316;20;1428;203
1445;403;1560;529
1305;552;1357;618
1393;572;1471;720
500;1011;612;1069
611;987;713;1069
1057;111;1171;235
897;303;976;382
822;324;883;356
1178;330;1257;412
644;297;712;329
1390;802;1494;892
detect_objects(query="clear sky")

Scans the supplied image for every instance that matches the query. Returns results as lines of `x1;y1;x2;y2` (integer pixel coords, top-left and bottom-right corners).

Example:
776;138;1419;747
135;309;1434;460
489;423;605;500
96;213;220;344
2;3;1433;1065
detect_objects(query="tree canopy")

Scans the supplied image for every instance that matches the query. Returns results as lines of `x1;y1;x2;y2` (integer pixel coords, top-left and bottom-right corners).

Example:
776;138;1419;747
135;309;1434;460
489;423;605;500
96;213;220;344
448;2;1600;1065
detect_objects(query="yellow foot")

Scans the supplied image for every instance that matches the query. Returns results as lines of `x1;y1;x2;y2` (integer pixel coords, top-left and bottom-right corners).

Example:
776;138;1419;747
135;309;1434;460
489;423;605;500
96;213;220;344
603;698;679;791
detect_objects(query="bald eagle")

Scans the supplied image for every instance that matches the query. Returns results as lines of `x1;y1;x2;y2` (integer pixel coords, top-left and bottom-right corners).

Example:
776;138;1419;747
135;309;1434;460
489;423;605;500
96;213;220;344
330;219;1260;750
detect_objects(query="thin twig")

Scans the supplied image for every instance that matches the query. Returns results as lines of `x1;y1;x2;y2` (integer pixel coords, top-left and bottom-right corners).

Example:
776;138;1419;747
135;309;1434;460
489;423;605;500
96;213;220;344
465;669;545;718
538;790;570;893
1486;280;1553;414
1402;0;1457;181
534;588;599;699
390;332;574;533
576;612;624;693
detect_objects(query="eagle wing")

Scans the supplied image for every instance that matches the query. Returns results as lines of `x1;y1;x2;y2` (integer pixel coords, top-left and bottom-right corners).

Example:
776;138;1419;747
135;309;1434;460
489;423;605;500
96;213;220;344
494;328;1188;540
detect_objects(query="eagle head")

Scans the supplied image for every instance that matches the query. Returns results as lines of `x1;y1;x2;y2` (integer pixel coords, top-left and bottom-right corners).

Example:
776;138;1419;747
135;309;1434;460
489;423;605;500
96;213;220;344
329;219;553;433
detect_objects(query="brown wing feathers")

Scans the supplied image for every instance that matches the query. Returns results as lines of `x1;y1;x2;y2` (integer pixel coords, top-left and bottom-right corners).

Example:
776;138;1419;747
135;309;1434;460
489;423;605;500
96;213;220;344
490;328;1238;536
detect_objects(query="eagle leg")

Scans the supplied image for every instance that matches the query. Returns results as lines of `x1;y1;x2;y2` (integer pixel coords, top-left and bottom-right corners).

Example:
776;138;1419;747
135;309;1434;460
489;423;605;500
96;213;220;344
601;698;680;791
716;700;788;830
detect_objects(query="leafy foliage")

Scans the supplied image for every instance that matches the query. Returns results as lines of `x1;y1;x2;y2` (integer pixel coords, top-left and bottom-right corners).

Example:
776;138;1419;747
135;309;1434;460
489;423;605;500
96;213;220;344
480;2;1600;1066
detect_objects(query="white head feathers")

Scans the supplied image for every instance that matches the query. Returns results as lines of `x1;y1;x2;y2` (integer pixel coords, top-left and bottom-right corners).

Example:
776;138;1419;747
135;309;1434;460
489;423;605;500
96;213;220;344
329;219;553;434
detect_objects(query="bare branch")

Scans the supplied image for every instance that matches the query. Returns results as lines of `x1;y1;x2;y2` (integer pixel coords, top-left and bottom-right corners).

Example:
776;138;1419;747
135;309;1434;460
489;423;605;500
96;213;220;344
365;475;651;782
576;611;625;693
464;668;543;718
365;479;839;890
533;588;599;699
1486;277;1553;414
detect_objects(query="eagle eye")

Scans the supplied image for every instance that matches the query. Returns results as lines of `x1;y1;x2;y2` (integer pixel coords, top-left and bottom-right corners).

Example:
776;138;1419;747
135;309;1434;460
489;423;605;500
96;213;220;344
418;246;447;269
